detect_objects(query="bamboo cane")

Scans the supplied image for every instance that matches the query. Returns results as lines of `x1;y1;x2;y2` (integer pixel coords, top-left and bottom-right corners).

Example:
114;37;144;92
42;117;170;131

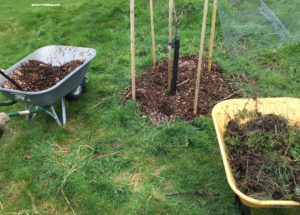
208;0;218;73
167;0;174;93
150;0;156;66
130;0;136;100
193;0;209;115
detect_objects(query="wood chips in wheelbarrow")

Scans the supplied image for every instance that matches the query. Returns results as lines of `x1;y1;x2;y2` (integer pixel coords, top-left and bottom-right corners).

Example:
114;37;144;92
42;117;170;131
2;60;84;92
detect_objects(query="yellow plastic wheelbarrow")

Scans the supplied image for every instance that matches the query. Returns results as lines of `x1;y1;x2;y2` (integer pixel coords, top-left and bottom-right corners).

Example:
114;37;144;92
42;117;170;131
212;97;300;215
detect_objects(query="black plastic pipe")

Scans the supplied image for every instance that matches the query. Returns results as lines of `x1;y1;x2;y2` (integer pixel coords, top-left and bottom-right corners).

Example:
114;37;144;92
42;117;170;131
171;38;180;95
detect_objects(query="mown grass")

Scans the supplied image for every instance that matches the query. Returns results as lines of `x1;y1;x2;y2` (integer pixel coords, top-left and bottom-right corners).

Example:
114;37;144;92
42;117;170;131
0;0;299;214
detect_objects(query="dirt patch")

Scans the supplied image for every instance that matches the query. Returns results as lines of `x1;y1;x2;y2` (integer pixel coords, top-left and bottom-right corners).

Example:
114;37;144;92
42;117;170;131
2;60;84;92
129;173;141;192
124;56;238;123
225;112;300;202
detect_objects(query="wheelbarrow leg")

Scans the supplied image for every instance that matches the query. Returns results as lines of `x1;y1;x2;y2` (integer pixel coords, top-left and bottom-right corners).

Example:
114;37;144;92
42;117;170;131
61;98;67;125
235;195;251;215
50;106;61;126
25;103;32;121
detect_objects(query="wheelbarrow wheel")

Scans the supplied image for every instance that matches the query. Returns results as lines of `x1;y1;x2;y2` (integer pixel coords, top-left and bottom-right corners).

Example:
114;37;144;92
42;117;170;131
235;195;251;215
66;83;86;101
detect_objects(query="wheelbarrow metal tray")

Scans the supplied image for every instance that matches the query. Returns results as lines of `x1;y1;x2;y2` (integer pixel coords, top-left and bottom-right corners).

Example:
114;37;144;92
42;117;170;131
212;97;300;208
0;45;96;106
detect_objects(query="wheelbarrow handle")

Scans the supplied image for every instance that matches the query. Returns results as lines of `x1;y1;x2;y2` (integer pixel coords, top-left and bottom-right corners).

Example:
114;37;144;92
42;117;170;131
0;100;17;106
0;107;45;138
7;107;45;118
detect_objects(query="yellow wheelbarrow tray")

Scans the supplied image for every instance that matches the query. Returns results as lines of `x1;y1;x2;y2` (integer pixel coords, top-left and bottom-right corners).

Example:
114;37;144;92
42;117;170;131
212;97;300;210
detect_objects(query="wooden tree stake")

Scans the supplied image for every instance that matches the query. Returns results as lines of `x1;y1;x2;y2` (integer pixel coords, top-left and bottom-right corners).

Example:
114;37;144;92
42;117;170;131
208;0;218;73
193;0;209;114
130;0;136;100
150;0;156;66
167;0;174;93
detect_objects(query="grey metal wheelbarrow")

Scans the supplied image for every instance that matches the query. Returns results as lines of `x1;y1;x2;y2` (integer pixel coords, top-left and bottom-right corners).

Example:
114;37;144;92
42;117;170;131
0;45;96;126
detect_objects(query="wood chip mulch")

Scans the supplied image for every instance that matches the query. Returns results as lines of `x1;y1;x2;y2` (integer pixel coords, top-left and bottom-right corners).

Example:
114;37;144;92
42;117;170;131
124;56;239;124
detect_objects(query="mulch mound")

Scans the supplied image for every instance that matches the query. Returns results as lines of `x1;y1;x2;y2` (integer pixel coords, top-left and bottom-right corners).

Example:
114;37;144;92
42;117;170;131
225;113;300;202
124;56;237;123
2;60;84;92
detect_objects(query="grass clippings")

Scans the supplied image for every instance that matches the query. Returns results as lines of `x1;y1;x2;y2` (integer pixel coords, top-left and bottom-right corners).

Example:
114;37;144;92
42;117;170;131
225;111;300;202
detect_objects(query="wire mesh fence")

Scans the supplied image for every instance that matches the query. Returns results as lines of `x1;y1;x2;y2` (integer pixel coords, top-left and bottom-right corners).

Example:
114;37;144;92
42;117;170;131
218;0;300;55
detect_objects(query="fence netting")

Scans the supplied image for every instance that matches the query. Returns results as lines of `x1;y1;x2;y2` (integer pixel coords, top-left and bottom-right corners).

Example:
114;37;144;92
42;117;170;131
218;0;300;55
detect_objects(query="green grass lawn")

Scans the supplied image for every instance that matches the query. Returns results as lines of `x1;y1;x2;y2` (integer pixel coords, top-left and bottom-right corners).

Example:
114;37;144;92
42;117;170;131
0;0;299;214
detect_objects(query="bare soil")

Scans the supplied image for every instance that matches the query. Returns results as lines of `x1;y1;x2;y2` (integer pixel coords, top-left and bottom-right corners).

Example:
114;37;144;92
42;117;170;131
2;60;84;92
225;113;300;202
124;56;237;123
